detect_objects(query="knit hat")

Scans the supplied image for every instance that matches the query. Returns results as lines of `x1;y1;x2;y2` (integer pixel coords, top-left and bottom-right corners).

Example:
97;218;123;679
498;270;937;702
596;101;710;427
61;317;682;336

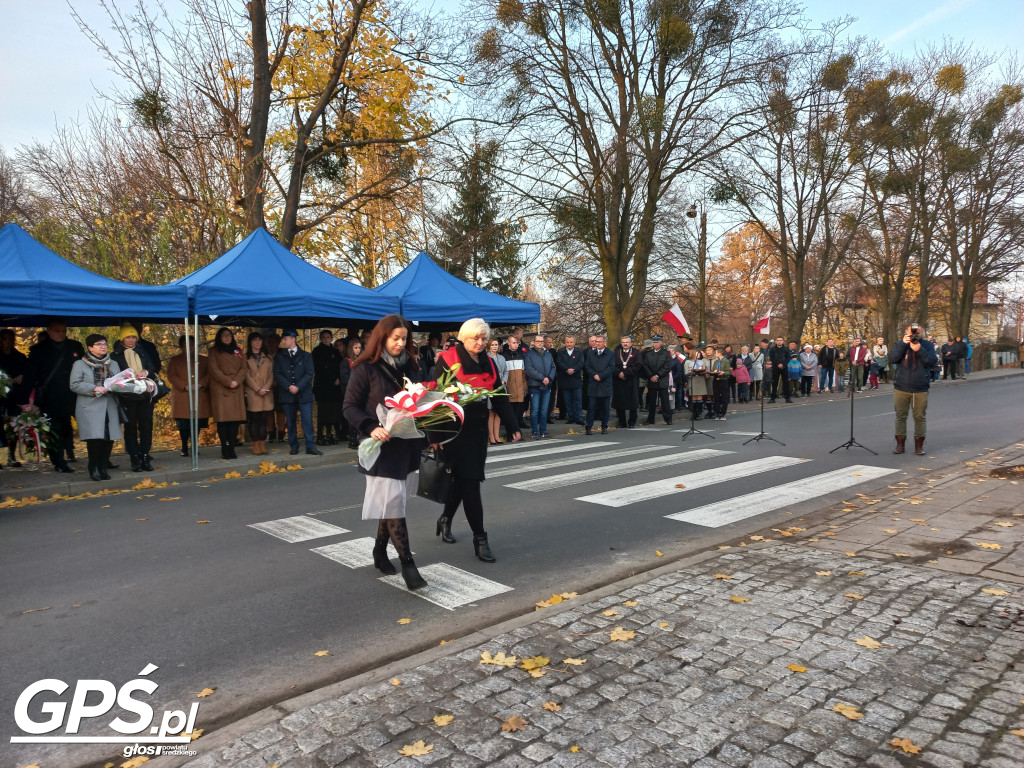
119;322;138;341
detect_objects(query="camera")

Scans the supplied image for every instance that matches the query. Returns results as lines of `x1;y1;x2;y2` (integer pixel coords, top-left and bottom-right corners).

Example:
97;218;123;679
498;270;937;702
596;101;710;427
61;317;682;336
910;325;920;343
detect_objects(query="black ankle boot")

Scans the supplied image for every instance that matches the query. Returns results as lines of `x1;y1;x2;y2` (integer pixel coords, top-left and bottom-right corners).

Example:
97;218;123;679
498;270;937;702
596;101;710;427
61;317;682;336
130;453;143;472
400;558;427;590
436;514;456;543
180;439;189;457
140;454;154;472
473;534;496;563
373;542;397;574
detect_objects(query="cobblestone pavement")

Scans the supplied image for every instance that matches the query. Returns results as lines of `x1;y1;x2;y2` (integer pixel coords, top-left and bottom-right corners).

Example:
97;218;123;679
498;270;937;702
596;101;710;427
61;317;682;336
169;441;1024;768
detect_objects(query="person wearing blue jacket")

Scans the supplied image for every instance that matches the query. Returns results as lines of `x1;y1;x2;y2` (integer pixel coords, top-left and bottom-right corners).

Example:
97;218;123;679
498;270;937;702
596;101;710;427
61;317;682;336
524;334;557;439
889;324;938;456
273;330;323;456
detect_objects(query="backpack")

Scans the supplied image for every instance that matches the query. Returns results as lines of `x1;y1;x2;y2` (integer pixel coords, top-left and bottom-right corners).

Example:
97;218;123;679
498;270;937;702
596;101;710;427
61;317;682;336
787;357;802;380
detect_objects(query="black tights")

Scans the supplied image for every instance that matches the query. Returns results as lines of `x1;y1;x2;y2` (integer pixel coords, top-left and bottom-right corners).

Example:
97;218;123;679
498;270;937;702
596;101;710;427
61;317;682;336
216;421;239;446
375;518;413;562
441;478;485;537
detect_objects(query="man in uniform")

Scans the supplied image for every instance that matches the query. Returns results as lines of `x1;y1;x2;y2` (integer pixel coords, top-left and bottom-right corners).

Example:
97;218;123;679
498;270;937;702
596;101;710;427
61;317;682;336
642;334;673;425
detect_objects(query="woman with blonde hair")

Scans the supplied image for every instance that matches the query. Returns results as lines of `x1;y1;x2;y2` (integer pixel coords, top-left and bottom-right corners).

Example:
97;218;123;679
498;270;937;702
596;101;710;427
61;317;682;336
433;319;521;561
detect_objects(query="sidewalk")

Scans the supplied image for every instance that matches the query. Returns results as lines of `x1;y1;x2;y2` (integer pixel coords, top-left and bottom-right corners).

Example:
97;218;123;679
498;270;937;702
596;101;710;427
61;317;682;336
3;366;1021;506
155;442;1024;768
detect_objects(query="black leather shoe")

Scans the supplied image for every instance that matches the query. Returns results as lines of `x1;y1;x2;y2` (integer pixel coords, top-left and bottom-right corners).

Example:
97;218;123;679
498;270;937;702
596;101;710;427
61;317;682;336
306;447;323;456
585;427;592;435
473;534;496;563
90;468;103;481
56;464;74;473
290;447;299;455
601;427;608;434
400;560;428;590
373;544;397;575
140;455;154;472
436;514;456;543
99;469;111;480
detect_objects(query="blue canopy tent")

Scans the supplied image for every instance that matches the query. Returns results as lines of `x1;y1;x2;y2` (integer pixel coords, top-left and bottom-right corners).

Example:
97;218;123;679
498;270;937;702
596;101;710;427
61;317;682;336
0;223;190;325
173;227;399;326
373;252;541;326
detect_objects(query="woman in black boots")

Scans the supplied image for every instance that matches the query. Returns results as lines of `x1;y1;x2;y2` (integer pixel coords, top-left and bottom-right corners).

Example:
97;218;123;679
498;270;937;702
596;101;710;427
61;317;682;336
433;319;521;562
207;327;246;459
342;315;428;590
69;334;121;481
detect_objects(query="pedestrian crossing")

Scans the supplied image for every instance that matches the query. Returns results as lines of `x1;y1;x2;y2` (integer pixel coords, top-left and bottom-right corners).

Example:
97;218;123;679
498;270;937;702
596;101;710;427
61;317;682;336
486;442;609;464
486;444;668;479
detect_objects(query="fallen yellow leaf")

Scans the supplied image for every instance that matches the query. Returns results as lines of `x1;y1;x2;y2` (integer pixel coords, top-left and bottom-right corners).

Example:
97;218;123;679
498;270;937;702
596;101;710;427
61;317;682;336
729;595;750;603
224;471;241;479
501;715;528;732
855;636;881;649
844;593;864;600
714;573;733;580
314;650;329;657
981;588;1009;596
560;592;578;599
833;702;864;720
883;529;898;534
397;740;433;756
542;701;562;711
888;737;922;754
196;520;211;524
815;571;832;576
609;626;636;642
994;521;1014;527
848;570;866;576
563;658;586;666
195;688;215;698
519;656;550;671
183;728;203;741
1010;728;1024;738
480;651;517;667
749;535;766;541
622;600;638;606
655;550;664;557
787;664;807;673
976;542;1002;550
433;714;453;726
159;497;181;502
845;552;857;557
602;609;619;617
390;678;401;686
285;464;302;471
397;618;412;625
674;484;687;489
570;745;580;752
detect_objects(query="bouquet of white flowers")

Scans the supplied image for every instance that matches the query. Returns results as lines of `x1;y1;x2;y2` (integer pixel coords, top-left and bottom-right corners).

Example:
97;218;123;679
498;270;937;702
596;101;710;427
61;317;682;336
105;369;156;400
0;369;11;400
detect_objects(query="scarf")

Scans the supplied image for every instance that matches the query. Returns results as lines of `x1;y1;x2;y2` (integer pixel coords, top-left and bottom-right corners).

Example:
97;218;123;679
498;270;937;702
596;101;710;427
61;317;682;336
124;346;143;376
381;349;408;370
82;351;114;385
439;344;497;390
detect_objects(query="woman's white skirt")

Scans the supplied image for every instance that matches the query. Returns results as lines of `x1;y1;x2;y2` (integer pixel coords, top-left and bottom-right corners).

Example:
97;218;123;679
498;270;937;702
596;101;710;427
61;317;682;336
361;474;416;520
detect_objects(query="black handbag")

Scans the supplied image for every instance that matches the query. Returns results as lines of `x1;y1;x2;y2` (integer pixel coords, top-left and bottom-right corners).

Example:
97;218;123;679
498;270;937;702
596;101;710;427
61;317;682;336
151;376;171;403
417;448;454;504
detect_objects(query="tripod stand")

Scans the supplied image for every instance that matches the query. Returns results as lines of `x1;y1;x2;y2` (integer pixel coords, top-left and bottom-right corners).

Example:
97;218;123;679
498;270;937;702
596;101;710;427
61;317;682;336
743;376;785;446
829;376;877;455
679;385;714;443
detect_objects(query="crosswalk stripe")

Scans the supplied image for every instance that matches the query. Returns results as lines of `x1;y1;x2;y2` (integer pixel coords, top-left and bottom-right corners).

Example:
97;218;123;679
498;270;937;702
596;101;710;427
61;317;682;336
504;448;733;493
487;439;570;452
665;465;900;527
486;444;671;479
576;456;809;507
379;563;514;610
248;515;351;543
486;442;613;464
310;537;408;568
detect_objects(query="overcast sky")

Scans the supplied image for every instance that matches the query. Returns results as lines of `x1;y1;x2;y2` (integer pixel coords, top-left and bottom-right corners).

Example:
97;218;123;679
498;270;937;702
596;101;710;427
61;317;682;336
1;0;1020;150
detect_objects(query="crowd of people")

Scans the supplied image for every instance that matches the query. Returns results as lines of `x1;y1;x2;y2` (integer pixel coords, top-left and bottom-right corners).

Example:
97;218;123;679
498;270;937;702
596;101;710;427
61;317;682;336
0;318;972;487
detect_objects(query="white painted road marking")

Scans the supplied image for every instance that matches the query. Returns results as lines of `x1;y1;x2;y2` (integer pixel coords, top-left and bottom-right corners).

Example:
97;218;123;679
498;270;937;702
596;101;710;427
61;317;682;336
721;431;764;436
665;465;900;527
505;448;734;493
311;537;408;568
487;439;569;452
379;563;514;610
486;444;671;479
576;456;809;507
486;442;612;464
248;515;351;543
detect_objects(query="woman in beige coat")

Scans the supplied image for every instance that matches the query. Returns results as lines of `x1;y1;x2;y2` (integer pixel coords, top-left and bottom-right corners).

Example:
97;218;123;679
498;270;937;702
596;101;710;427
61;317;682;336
166;336;211;456
244;332;274;455
207;327;246;459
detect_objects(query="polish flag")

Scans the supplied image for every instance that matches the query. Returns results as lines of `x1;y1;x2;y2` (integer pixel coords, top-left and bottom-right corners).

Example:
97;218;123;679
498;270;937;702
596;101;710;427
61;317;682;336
753;313;771;335
661;304;691;336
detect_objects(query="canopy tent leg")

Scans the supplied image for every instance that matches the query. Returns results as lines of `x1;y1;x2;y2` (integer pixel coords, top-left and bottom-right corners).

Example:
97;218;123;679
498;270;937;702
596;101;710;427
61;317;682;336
185;315;199;471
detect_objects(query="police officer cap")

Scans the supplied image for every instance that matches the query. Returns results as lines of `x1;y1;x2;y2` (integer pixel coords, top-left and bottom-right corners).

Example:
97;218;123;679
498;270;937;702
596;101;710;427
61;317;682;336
651;334;663;342
281;329;298;338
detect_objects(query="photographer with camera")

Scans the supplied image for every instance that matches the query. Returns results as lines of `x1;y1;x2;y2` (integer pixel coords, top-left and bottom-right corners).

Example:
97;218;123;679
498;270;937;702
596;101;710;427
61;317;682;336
890;323;938;456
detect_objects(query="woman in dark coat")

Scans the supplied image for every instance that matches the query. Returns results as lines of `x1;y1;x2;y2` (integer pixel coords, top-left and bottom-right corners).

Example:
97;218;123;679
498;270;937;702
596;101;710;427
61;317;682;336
342;315;427;589
433;319;522;562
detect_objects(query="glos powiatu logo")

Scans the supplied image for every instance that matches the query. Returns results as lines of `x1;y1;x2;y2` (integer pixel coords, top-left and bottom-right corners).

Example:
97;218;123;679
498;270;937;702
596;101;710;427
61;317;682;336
10;663;199;755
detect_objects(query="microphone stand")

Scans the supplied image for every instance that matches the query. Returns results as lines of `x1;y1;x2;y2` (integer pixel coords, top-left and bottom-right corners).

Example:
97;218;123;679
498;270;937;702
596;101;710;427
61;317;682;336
680;371;714;443
743;372;784;446
829;370;877;455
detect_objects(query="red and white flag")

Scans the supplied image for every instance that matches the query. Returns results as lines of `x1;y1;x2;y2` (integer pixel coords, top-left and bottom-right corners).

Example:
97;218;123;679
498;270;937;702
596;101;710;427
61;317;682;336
661;304;691;336
752;313;771;335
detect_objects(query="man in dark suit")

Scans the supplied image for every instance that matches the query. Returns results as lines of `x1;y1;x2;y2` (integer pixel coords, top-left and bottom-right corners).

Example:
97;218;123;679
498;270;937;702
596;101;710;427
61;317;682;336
642;334;673;425
555;335;584;425
311;329;343;444
583;334;614;434
27;319;85;472
273;330;322;456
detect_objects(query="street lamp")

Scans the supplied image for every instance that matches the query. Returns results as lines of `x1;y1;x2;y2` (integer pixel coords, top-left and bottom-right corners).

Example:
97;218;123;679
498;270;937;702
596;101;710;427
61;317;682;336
686;203;708;344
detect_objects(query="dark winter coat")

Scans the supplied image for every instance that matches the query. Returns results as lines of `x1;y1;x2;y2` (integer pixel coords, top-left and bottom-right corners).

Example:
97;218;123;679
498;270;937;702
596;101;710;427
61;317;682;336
766;343;789;378
611;346;643;409
0;347;31;408
555;347;584;390
642;347;673;389
342;355;423;479
27;336;85;418
273;347;315;405
524;347;556;391
890;340;938;393
111;341;160;383
433;345;518;482
311;343;343;400
818;346;838;369
583;348;614;398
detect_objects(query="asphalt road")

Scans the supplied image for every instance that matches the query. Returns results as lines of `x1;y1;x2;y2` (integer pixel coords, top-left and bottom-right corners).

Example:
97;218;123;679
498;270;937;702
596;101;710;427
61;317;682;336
3;375;1022;767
